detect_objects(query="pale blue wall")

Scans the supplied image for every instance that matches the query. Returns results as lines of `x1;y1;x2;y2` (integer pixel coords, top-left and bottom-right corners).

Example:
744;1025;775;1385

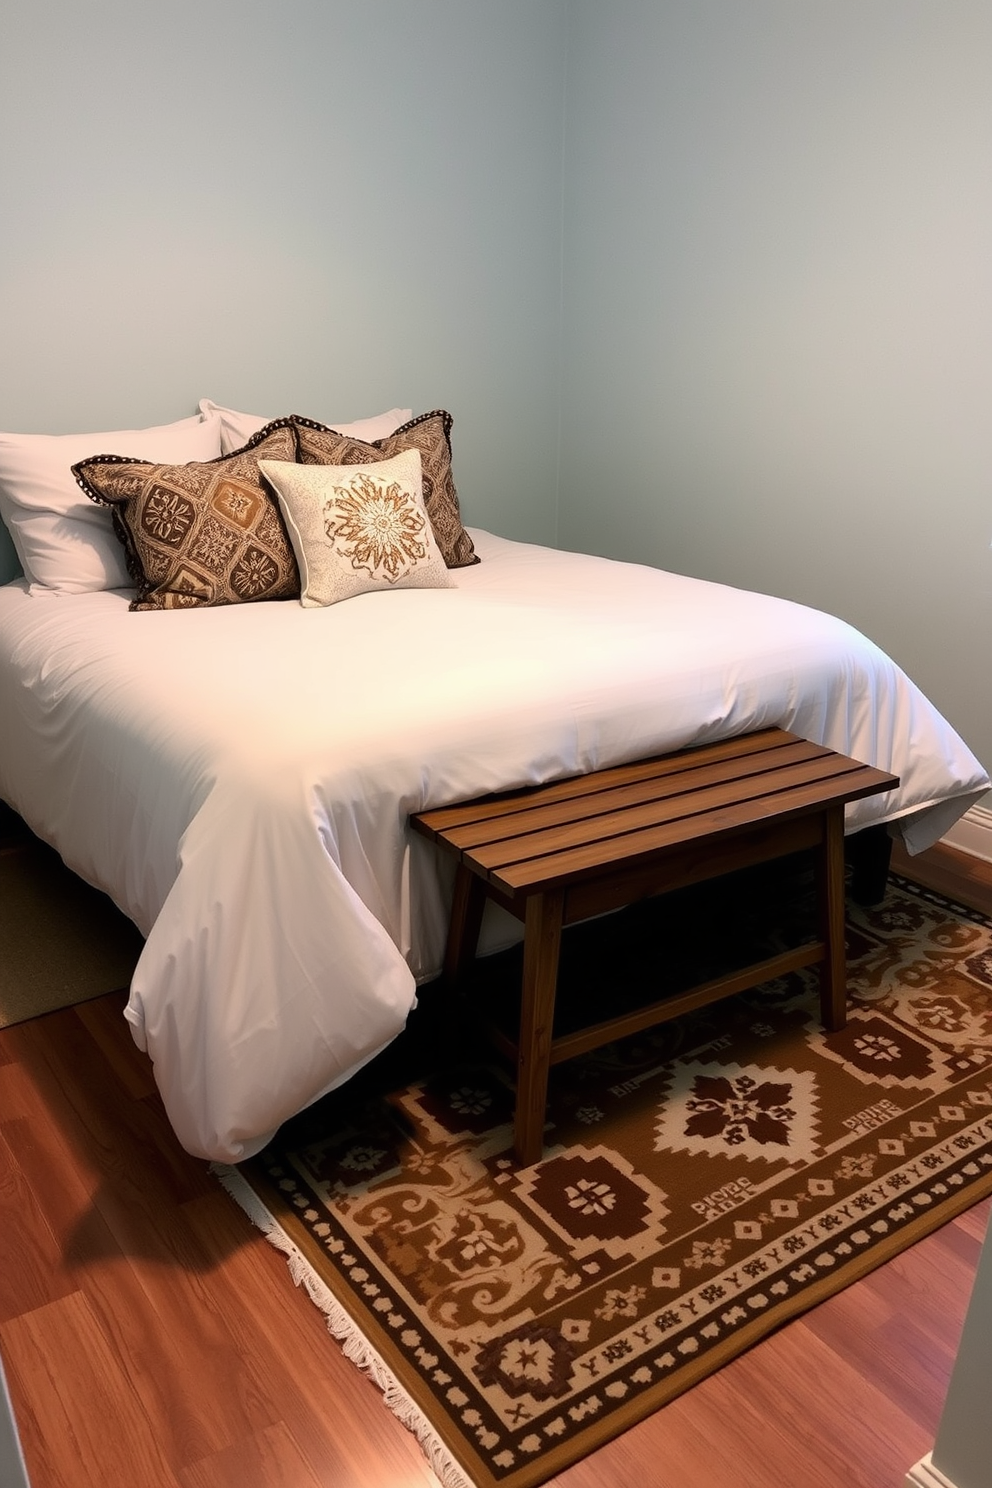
559;0;992;776
0;0;568;577
2;1;989;783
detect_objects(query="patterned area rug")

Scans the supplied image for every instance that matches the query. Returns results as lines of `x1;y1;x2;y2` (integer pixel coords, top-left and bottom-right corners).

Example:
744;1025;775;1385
220;868;992;1488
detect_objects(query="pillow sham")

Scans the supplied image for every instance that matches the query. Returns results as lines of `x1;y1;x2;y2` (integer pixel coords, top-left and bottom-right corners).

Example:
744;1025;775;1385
199;398;412;455
259;448;451;608
293;409;478;569
72;421;300;611
0;411;223;593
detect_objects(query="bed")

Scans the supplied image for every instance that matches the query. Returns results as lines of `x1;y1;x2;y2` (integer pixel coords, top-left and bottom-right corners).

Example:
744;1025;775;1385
0;404;987;1164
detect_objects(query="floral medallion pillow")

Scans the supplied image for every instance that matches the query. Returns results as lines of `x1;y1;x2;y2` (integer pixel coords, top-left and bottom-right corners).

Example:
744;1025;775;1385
72;421;300;610
258;448;452;607
292;409;478;569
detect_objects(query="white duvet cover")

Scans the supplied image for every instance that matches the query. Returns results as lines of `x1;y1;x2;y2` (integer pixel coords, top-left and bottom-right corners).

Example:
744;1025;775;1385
0;530;987;1162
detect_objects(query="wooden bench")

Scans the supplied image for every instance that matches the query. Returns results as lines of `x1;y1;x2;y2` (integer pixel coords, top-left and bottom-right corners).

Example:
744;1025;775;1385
411;728;897;1166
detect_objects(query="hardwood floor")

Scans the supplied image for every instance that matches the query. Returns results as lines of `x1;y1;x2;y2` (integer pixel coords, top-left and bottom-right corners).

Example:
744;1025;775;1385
891;836;992;917
0;842;989;1488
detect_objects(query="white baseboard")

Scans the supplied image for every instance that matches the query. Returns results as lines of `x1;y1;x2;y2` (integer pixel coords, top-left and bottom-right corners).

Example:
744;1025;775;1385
905;1453;959;1488
941;805;992;865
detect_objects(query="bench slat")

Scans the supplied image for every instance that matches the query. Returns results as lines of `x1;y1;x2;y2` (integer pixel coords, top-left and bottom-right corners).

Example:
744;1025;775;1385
474;758;895;892
434;738;833;853
412;726;806;839
490;766;894;893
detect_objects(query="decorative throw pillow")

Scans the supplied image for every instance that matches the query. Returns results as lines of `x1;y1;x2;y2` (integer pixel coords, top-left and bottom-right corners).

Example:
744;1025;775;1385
72;421;300;611
199;399;413;455
258;448;452;607
0;410;223;593
292;409;478;569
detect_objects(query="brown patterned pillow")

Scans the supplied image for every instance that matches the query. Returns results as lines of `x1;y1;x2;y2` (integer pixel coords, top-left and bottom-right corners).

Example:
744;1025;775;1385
292;409;478;569
72;421;301;610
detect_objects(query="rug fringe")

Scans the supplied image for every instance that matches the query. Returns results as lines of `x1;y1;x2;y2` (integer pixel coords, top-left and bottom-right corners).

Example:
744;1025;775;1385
212;1162;477;1488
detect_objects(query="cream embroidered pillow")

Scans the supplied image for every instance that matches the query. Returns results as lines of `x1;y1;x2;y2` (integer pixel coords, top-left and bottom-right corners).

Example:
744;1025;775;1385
292;409;478;569
258;448;452;607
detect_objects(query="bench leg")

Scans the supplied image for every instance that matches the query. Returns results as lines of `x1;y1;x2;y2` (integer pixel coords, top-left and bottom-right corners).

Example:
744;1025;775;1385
818;806;847;1031
514;888;564;1166
443;863;488;991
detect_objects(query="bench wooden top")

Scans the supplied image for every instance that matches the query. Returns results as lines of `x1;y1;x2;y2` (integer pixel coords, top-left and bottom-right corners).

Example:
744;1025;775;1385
412;728;898;899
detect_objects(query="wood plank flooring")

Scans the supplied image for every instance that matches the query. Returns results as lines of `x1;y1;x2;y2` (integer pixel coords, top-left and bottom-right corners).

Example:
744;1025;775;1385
0;839;989;1488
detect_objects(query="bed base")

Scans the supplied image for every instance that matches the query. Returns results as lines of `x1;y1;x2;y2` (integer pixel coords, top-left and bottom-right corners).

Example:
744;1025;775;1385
846;822;894;905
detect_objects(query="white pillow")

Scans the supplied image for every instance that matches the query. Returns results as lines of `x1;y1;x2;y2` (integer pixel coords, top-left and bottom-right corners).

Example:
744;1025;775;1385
199;398;413;455
0;411;223;593
259;448;452;608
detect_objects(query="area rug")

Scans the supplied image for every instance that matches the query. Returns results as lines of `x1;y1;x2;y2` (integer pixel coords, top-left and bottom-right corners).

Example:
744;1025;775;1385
219;868;992;1488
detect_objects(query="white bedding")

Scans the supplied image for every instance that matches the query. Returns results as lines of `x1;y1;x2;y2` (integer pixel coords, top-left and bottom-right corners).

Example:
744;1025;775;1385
0;529;987;1162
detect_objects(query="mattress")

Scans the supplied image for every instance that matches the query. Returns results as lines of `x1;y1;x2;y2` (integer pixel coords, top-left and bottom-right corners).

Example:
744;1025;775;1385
0;529;987;1162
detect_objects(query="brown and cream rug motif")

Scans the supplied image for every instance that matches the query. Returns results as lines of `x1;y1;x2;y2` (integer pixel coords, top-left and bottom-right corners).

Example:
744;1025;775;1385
221;872;992;1488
